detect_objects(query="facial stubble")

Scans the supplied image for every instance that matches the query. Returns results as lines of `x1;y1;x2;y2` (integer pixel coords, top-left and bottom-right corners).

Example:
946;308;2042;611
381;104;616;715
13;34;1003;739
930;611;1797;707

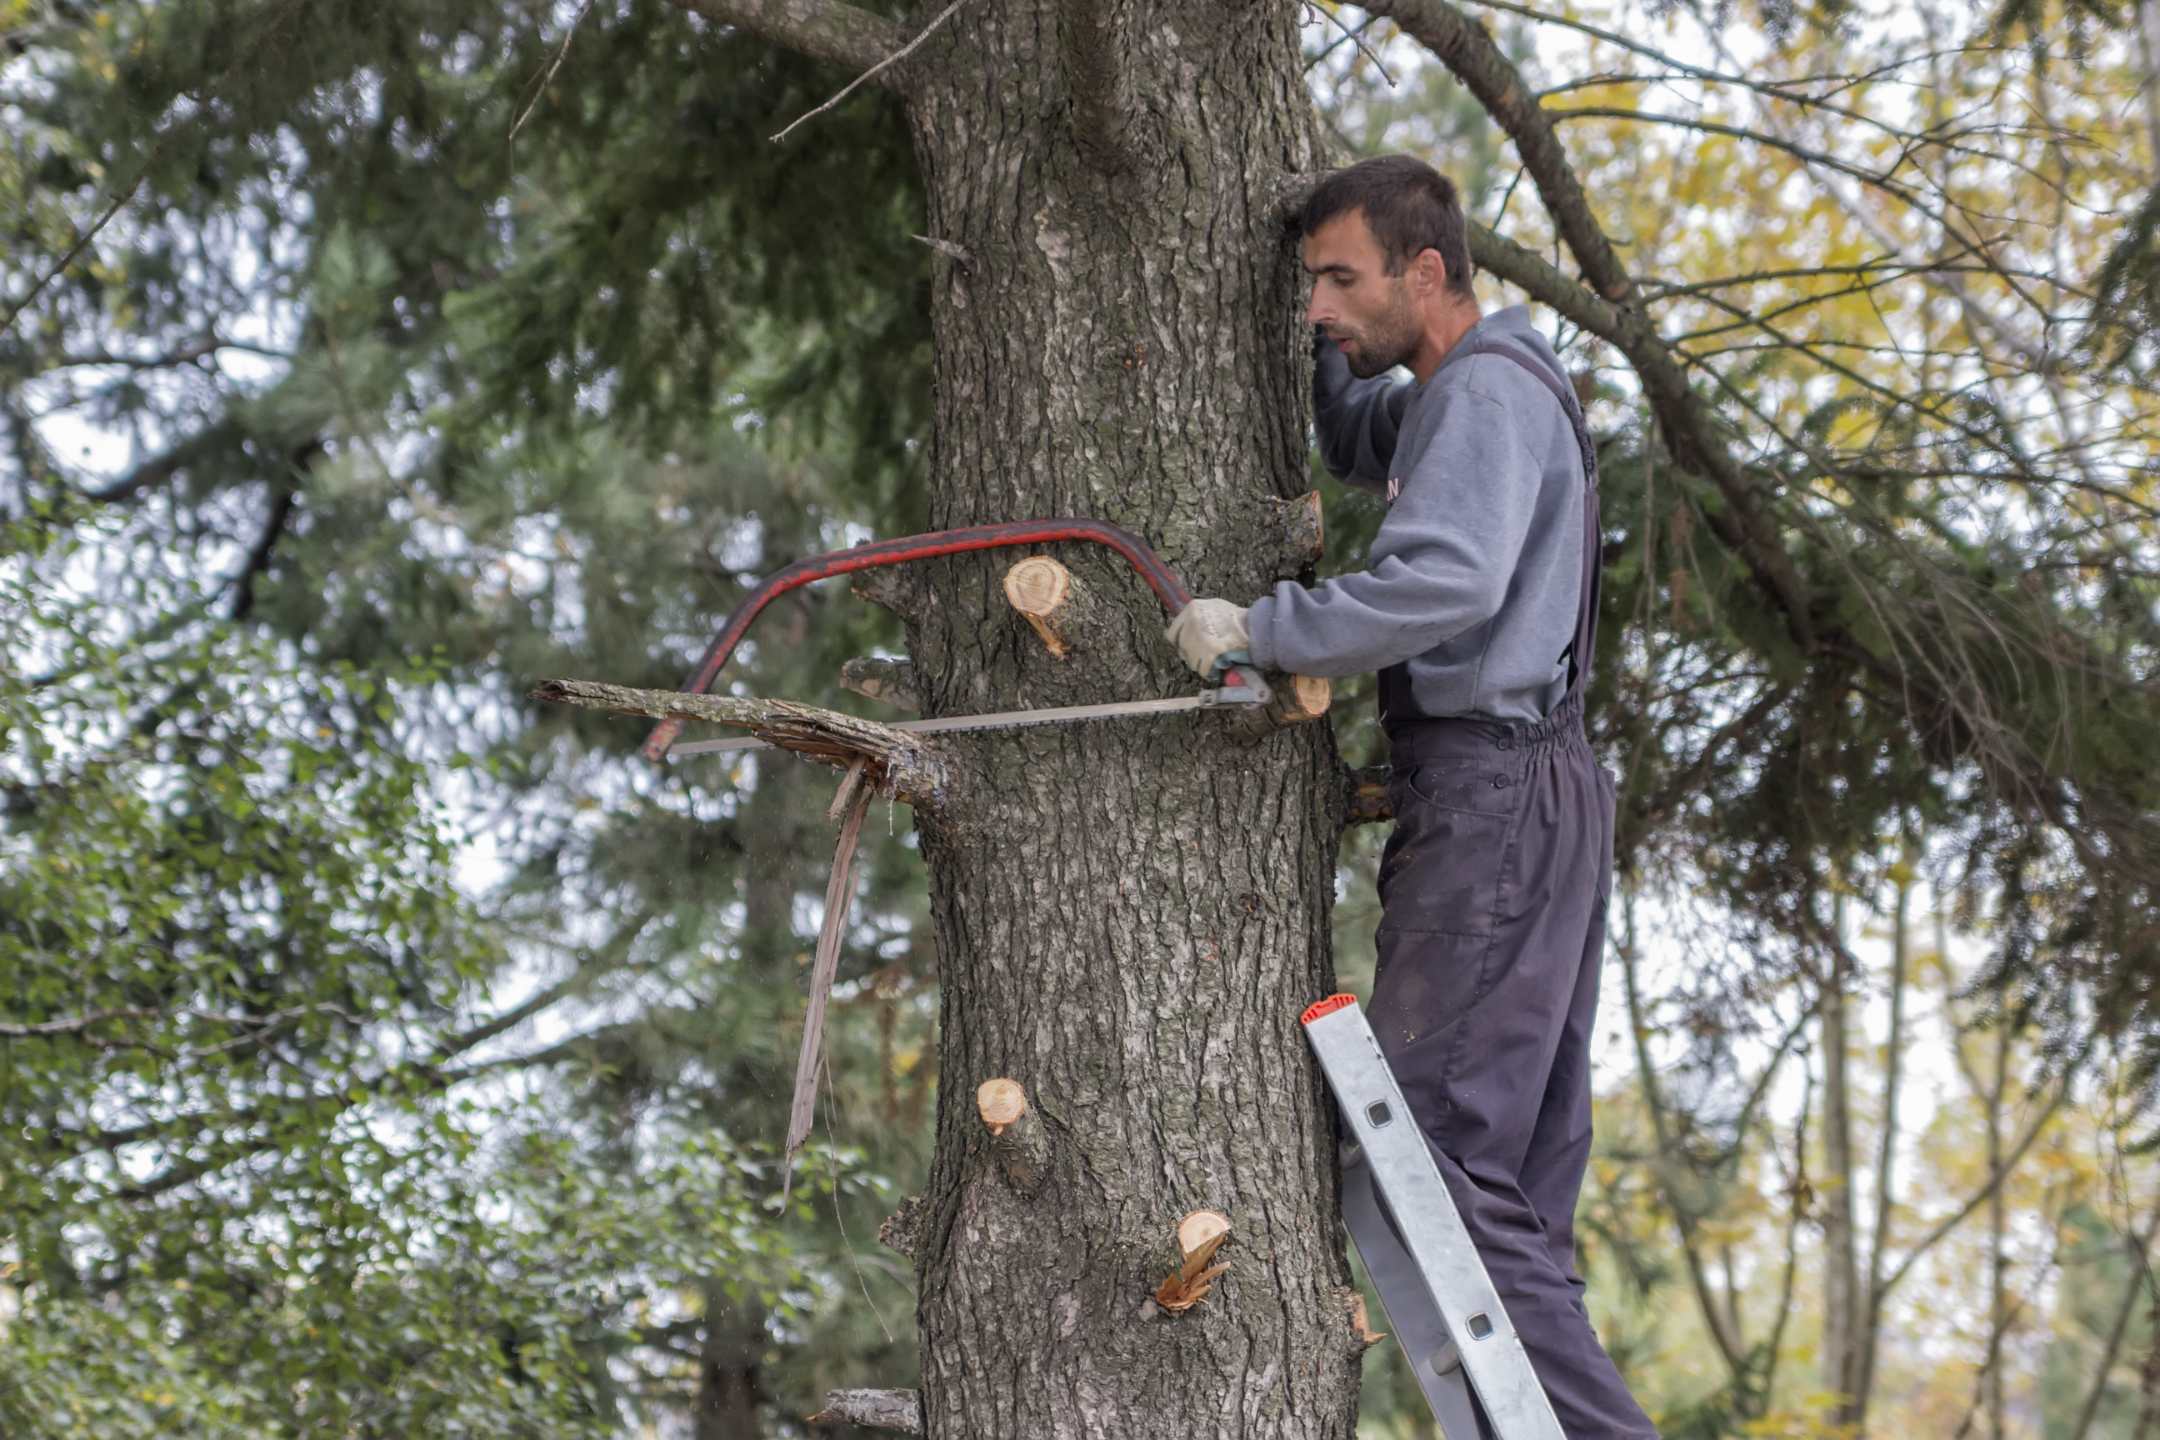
1342;276;1422;379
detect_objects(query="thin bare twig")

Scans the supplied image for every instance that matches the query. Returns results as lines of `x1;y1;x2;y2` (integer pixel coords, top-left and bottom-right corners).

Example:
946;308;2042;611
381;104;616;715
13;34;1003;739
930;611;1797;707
509;0;599;147
1307;2;1396;87
2;0;308;336
1;168;152;339
770;0;973;143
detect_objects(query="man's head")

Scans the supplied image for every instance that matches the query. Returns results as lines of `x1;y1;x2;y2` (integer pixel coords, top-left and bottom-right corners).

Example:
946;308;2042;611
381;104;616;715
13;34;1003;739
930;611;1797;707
1299;155;1477;380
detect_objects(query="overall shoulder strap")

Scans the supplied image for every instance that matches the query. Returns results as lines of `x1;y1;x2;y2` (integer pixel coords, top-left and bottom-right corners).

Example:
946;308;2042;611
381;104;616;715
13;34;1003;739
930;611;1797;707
1451;337;1603;706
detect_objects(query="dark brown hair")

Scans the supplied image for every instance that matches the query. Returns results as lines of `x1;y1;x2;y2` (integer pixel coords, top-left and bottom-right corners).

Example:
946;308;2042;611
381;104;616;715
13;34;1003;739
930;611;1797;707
1299;155;1475;298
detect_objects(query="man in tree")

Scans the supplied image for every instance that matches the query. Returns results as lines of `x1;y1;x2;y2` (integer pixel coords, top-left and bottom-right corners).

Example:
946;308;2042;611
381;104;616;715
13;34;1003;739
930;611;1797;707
1167;155;1658;1438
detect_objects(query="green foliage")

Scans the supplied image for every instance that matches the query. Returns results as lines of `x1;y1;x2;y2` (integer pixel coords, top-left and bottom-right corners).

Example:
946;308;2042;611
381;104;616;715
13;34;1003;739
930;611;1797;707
6;0;2158;1433
2087;178;2160;374
0;462;909;1436
2;0;936;1428
2036;1204;2155;1438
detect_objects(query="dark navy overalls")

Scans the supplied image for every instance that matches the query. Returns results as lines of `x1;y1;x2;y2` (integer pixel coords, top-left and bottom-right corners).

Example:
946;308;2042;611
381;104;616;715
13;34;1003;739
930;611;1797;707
1372;338;1660;1440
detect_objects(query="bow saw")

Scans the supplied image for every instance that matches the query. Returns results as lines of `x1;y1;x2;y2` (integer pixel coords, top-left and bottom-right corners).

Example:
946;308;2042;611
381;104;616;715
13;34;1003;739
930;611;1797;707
642;517;1289;764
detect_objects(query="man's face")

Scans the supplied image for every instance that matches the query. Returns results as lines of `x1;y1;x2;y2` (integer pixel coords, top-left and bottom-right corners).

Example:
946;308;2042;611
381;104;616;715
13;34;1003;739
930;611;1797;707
1302;210;1422;379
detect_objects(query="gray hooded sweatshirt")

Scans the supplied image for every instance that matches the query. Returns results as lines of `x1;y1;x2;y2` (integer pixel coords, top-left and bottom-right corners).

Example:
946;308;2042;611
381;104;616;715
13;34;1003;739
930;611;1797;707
1245;305;1584;723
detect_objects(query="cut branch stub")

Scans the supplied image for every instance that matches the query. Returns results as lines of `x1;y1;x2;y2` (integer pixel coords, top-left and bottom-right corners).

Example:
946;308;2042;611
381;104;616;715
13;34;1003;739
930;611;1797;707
1154;1209;1233;1315
851;560;921;619
840;656;922;713
1177;1208;1231;1257
1229;672;1333;744
976;1077;1050;1194
1002;556;1079;658
1267;489;1325;575
976;1077;1029;1134
1344;765;1392;827
879;1193;928;1259
1271;673;1332;725
1348;1291;1388;1348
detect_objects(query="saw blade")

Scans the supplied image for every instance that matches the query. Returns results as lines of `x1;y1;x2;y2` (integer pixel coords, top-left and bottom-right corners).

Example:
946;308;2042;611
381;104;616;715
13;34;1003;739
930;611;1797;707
669;691;1258;756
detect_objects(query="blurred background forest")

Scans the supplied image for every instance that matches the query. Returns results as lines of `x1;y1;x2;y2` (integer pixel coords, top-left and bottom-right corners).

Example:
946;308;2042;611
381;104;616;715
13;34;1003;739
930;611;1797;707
4;0;2158;1435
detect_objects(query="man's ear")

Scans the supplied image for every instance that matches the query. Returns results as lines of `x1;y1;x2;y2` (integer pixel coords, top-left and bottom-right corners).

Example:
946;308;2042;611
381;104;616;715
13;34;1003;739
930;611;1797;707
1413;247;1446;297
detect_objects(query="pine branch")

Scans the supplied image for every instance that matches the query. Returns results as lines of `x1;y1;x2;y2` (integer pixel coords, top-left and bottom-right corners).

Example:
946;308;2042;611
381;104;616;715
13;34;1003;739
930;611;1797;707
1618;894;1749;1375
227;480;303;621
2064;1202;2160;1440
80;418;245;504
1363;0;1631;301
0;1008;161;1039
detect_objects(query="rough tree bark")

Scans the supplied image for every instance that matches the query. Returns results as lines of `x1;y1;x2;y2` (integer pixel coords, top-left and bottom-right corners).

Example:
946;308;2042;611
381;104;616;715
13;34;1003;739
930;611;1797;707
669;1;1362;1434
899;6;1356;1434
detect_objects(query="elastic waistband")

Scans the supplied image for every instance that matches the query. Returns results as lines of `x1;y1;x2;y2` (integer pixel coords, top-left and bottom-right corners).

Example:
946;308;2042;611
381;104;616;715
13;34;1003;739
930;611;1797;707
1384;690;1587;764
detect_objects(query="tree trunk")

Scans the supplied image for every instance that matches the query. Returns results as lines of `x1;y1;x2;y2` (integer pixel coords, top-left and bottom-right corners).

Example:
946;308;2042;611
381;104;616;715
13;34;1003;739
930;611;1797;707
2140;0;2160;165
1821;897;1863;1428
695;1286;768;1440
1985;1017;2010;1439
1853;869;1912;1430
888;5;1357;1435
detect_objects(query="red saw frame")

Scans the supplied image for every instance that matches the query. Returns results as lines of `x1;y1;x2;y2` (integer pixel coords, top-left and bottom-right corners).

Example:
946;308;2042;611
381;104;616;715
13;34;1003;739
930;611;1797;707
641;517;1254;761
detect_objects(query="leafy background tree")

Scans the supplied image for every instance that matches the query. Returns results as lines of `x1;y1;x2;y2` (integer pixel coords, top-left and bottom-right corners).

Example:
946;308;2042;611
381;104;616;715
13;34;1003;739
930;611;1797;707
4;0;2156;1434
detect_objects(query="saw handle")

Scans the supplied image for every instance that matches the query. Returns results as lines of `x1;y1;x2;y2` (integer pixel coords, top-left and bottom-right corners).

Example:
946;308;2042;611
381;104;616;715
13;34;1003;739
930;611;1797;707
641;517;1259;761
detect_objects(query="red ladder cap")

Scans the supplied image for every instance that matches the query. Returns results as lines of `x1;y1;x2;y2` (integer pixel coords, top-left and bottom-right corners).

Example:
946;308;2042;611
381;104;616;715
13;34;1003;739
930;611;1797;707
1300;993;1358;1026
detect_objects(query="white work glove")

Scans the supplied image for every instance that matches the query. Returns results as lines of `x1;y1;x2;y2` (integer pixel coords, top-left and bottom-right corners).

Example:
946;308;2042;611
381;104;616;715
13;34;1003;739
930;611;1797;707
1165;598;1253;680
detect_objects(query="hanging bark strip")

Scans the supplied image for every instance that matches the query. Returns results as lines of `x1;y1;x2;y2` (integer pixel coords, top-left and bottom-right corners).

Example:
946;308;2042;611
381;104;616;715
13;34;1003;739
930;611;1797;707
782;760;874;1207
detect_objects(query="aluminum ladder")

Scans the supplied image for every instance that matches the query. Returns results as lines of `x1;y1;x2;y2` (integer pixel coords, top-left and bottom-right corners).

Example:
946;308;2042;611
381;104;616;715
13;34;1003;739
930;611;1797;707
1301;993;1566;1440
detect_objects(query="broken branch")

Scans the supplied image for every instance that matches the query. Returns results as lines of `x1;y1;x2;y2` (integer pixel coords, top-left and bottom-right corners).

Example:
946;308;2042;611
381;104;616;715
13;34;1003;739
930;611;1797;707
532;678;945;803
809;1388;922;1434
879;1194;928;1260
1344;765;1392;826
850;561;920;619
1346;1289;1388;1348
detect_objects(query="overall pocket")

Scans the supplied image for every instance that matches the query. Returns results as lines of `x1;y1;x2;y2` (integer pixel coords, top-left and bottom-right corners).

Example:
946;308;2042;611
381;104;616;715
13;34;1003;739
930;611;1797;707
1376;760;1524;939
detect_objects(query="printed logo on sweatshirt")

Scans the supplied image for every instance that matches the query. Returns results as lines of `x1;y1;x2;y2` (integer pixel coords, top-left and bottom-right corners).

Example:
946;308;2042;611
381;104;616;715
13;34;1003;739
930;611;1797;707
1386;475;1403;505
